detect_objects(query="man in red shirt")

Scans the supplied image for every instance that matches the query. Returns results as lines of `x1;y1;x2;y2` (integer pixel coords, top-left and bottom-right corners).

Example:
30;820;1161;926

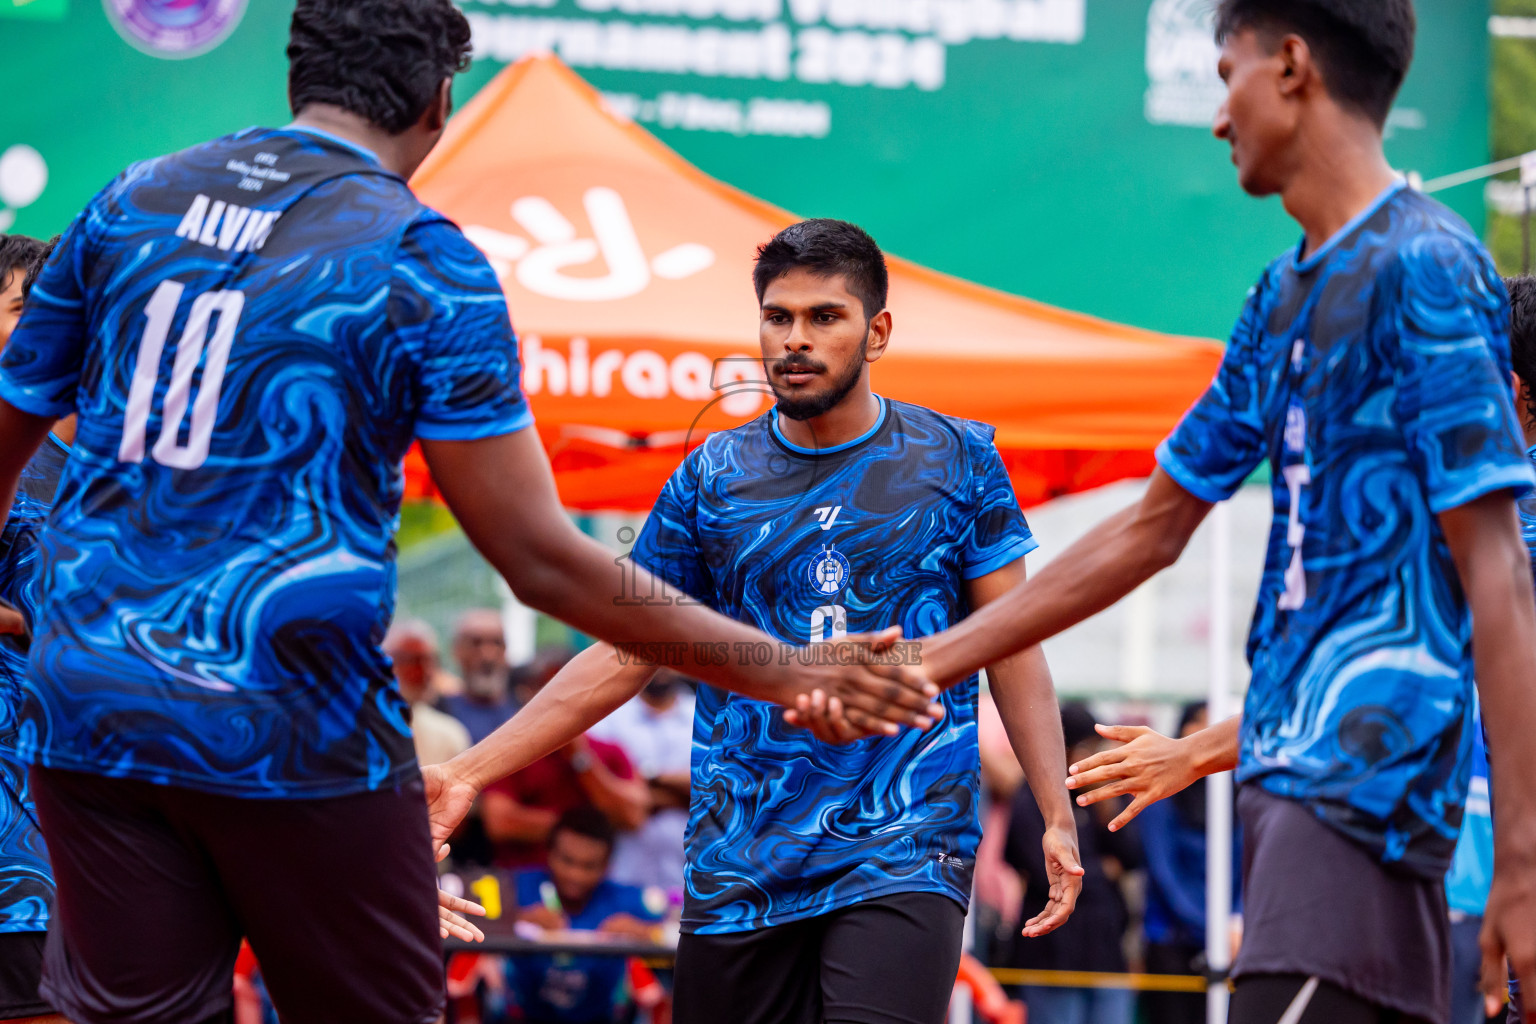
481;732;648;870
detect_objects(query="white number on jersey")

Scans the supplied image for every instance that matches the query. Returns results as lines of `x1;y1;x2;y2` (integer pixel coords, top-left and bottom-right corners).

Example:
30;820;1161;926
810;604;847;643
1278;463;1312;611
119;280;246;471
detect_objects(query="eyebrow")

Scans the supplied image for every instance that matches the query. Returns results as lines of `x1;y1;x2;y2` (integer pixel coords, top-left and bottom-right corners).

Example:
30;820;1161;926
762;302;850;314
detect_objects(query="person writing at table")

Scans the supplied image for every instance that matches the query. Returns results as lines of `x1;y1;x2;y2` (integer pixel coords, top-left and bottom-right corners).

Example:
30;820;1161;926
497;808;667;1024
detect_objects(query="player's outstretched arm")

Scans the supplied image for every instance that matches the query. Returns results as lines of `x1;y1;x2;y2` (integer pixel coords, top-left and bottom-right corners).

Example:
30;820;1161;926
421;429;941;735
967;559;1084;938
1439;492;1536;1007
1065;716;1241;832
423;642;653;859
919;469;1214;687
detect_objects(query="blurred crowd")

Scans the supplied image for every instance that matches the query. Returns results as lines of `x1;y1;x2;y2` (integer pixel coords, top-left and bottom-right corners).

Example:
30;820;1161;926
374;610;1497;1024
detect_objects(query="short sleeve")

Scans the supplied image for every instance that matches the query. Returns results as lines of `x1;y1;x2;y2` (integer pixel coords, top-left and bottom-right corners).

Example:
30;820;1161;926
960;423;1037;579
630;452;714;605
514;869;544;909
1155;279;1271;503
391;217;533;442
1390;238;1535;512
0;201;99;418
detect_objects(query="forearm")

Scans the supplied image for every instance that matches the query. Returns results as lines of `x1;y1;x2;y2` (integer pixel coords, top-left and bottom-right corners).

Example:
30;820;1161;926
452;644;655;792
989;647;1073;831
1442;496;1536;854
0;401;55;520
925;472;1210;686
1180;715;1241;777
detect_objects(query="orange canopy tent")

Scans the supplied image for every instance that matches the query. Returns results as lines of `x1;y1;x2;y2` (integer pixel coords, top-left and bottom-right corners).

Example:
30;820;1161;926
407;56;1222;512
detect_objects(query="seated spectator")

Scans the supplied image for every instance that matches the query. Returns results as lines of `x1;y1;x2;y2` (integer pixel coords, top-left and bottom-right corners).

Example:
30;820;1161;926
1005;702;1142;1024
385;619;471;767
1137;701;1242;1024
441;608;522;744
588;669;695;893
499;809;664;1024
482;650;648;869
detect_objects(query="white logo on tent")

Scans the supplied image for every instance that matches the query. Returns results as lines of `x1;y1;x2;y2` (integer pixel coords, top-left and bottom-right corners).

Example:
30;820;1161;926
1145;0;1225;128
465;186;715;302
0;145;48;232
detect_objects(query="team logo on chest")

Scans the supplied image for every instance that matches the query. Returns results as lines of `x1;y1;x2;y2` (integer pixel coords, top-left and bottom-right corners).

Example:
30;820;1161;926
807;544;851;596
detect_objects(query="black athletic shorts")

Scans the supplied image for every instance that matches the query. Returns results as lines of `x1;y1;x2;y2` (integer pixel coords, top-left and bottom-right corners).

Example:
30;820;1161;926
0;931;53;1020
1233;786;1449;1024
30;765;444;1024
1230;974;1433;1024
673;891;966;1024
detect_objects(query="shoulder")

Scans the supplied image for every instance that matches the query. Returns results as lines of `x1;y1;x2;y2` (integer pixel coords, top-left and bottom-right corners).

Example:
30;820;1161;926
885;399;994;453
1381;191;1497;286
671;414;773;485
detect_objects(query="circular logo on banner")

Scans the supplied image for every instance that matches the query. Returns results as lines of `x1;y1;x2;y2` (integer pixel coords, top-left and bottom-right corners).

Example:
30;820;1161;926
807;546;850;597
103;0;248;59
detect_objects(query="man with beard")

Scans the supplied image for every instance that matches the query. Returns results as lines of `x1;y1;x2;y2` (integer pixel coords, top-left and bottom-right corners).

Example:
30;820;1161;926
423;219;1084;1024
441;609;522;745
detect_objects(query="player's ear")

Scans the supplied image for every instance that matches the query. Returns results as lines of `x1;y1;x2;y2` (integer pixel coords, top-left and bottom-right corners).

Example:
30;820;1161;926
1276;34;1311;98
425;78;453;134
865;310;893;363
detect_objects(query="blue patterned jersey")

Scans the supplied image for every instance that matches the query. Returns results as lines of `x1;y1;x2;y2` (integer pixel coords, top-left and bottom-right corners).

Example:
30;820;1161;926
0;127;532;799
0;435;67;933
1158;183;1535;877
632;397;1037;934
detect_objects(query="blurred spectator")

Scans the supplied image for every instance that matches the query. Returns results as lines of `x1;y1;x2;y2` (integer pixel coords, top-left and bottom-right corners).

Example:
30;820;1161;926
483;650;648;869
1445;707;1493;1024
495;808;664;1024
385;619;470;767
1005;702;1141;1024
441;608;521;744
1137;702;1242;1024
588;670;695;892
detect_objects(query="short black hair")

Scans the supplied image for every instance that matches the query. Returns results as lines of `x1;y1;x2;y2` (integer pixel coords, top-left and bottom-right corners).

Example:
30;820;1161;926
1509;276;1536;428
754;219;889;320
1215;0;1416;127
0;234;45;294
287;0;473;135
20;235;60;301
550;806;615;854
1060;702;1098;751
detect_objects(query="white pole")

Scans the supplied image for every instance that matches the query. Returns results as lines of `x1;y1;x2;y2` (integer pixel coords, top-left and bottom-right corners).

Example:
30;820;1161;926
1206;501;1234;1024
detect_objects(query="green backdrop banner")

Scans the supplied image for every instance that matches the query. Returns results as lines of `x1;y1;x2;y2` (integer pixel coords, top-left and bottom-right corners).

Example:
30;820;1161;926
0;0;1489;338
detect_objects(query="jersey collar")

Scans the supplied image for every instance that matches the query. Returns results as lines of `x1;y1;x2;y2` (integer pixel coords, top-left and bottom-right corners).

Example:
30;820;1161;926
1293;179;1407;274
771;395;888;456
278;125;384;167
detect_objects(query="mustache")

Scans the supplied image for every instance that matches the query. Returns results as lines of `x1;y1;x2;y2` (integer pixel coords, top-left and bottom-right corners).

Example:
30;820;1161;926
773;355;827;375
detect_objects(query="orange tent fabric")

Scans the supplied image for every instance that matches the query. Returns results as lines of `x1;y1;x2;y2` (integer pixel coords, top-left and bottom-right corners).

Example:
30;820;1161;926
408;56;1222;512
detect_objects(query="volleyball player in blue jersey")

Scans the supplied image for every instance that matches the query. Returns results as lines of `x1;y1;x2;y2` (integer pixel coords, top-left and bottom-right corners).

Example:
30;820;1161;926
904;3;1536;1023
425;220;1085;1024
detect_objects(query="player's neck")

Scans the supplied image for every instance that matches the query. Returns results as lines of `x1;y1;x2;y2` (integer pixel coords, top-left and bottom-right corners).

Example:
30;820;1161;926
775;388;881;452
1281;123;1399;261
289;106;416;179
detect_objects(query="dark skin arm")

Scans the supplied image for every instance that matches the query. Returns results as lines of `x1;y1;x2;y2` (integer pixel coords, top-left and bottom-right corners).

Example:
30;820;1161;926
966;559;1083;937
422;430;941;734
1440;493;1536;1008
0;401;53;636
919;469;1213;686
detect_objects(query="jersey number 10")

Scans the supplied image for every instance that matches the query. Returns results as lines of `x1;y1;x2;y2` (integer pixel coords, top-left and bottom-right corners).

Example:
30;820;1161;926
119;280;246;471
